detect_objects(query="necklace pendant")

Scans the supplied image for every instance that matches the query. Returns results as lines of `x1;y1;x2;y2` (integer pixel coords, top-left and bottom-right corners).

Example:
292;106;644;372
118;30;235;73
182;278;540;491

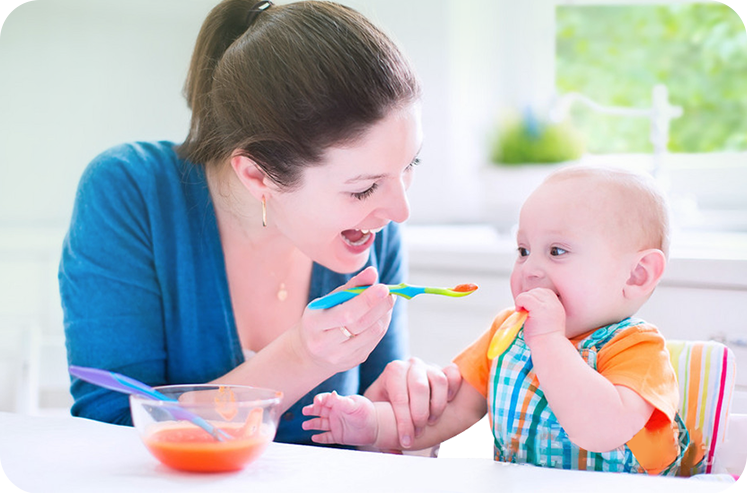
277;283;288;302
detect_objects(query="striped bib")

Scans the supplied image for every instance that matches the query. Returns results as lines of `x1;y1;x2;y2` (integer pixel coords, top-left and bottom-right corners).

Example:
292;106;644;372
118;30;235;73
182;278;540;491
488;317;689;474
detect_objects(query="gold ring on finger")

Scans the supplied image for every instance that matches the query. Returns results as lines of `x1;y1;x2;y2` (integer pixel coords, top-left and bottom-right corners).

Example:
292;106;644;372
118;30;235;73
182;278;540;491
339;326;354;339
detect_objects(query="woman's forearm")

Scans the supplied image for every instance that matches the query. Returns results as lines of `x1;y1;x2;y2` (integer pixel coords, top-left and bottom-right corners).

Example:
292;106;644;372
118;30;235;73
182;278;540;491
210;327;334;413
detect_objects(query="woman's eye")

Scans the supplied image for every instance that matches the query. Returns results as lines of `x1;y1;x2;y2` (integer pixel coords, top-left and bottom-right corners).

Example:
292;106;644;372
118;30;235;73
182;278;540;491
550;246;567;256
517;247;529;257
351;159;418;200
352;183;378;200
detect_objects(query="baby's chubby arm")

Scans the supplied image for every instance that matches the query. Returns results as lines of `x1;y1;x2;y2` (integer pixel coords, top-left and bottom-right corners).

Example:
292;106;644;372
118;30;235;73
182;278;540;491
517;288;654;453
301;380;487;451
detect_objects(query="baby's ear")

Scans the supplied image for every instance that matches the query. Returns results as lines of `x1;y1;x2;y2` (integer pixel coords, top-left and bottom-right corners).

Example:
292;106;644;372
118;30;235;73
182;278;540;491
623;249;667;300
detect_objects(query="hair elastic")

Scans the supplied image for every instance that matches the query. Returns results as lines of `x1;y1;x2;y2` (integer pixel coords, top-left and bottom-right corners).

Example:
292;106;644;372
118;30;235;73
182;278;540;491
246;0;273;28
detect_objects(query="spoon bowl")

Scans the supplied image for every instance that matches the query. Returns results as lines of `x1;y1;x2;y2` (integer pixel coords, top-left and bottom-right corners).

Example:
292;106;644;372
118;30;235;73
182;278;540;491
487;310;528;359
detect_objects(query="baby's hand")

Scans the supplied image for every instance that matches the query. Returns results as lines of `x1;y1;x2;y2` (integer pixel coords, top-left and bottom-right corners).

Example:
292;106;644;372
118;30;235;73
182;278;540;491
515;288;566;344
301;391;378;446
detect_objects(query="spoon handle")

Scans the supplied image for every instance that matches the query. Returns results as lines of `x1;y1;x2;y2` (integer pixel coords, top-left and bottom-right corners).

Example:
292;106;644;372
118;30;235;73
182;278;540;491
307;289;361;309
307;284;428;310
69;365;170;401
69;365;230;442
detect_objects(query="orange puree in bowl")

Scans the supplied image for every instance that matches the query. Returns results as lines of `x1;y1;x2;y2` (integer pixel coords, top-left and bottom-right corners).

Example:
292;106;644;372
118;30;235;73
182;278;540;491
144;423;272;472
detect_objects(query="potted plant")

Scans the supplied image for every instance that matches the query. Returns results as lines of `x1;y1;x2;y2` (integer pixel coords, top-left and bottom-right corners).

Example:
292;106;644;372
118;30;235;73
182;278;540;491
489;109;585;165
481;109;586;231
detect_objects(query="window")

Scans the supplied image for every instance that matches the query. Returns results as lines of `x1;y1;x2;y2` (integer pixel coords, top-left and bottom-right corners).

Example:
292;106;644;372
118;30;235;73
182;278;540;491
556;2;747;154
552;1;747;232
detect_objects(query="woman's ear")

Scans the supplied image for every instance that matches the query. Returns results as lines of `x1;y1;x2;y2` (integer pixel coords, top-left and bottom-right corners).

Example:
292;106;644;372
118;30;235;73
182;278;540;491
229;152;273;202
623;249;667;300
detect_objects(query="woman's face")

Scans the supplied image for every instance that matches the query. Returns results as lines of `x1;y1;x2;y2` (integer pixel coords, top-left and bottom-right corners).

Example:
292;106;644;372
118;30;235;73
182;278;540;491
268;103;423;274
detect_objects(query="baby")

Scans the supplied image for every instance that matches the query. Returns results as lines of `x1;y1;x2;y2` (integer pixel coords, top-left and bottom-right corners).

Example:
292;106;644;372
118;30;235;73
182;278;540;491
302;165;691;475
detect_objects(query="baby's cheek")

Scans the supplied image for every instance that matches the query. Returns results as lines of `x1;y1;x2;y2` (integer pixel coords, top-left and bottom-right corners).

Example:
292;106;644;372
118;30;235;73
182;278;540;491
509;271;522;301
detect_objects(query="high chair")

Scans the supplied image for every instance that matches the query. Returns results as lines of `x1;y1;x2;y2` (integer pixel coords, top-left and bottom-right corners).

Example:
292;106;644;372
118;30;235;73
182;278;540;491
666;340;736;476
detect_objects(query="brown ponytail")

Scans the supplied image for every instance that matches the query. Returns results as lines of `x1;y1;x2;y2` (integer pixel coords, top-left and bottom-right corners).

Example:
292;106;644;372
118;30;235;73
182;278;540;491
178;0;421;189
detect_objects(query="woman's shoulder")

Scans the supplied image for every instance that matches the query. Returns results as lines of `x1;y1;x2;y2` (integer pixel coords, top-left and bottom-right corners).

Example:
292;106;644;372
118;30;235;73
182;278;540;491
76;141;207;220
82;141;183;184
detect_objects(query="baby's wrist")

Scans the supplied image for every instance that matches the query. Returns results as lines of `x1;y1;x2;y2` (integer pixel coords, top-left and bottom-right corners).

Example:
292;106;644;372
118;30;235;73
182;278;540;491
525;330;566;351
371;401;403;451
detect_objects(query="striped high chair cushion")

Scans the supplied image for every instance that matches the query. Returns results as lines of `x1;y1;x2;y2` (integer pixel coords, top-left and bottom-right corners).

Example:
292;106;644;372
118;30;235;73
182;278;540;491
666;340;736;475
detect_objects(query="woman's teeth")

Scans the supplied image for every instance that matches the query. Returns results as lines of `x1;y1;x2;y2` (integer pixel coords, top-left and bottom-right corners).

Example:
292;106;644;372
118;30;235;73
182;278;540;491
341;227;384;246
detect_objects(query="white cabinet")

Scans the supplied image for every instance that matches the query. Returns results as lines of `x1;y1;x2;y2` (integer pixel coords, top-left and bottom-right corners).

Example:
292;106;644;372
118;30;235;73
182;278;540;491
0;227;71;415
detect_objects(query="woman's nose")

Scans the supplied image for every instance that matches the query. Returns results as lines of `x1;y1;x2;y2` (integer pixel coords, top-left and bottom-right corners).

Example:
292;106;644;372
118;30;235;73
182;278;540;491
380;182;410;223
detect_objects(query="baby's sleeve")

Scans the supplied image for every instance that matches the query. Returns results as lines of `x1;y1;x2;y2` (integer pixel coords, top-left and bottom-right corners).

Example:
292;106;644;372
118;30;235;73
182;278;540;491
596;325;682;474
452;309;514;398
596;325;679;423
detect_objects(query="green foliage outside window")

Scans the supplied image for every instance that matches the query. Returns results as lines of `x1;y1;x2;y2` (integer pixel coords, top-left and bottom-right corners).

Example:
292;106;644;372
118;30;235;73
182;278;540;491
556;3;747;153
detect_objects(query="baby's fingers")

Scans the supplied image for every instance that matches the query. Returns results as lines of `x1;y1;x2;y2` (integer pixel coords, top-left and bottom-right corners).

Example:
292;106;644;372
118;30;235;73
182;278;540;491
310;431;337;444
301;416;330;432
302;392;332;416
302;391;351;413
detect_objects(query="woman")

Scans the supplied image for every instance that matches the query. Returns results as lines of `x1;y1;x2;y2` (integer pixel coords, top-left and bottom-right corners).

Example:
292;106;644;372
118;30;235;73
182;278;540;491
59;0;459;449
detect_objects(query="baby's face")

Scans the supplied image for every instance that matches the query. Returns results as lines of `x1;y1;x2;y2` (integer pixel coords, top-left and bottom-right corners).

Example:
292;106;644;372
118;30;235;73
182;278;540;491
510;177;639;337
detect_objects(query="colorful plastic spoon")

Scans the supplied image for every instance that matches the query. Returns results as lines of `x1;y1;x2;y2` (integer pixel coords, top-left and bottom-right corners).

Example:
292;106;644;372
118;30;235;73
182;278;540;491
308;282;478;310
487;310;528;359
68;365;231;442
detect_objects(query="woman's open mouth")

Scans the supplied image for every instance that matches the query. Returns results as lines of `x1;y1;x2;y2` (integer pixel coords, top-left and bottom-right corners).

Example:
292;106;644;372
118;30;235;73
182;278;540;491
341;227;384;250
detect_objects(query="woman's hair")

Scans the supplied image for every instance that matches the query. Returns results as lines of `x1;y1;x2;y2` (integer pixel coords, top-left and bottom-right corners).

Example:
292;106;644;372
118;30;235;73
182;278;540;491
177;0;421;189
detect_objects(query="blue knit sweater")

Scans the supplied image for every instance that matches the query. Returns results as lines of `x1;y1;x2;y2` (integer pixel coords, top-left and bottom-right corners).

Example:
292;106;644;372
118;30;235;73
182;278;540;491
59;141;408;445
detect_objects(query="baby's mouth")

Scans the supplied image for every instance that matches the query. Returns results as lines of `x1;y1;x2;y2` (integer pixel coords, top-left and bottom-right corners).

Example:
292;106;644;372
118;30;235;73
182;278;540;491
341;227;384;246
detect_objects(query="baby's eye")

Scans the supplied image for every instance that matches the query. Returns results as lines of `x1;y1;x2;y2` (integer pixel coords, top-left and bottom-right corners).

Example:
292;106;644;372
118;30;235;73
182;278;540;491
550;246;567;256
517;247;529;257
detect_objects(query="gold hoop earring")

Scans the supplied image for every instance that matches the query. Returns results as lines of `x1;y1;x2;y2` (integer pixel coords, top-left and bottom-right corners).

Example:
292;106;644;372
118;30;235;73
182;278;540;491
261;197;267;227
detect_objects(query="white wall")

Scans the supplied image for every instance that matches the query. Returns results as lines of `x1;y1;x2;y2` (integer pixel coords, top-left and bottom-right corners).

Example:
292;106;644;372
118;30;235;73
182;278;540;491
0;0;498;413
0;0;212;228
0;0;459;230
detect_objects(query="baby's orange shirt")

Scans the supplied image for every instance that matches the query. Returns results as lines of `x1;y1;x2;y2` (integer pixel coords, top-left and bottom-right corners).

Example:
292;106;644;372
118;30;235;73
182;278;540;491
454;310;682;474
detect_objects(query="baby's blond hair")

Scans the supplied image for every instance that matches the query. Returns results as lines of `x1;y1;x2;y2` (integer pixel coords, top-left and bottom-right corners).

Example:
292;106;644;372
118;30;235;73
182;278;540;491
543;165;671;258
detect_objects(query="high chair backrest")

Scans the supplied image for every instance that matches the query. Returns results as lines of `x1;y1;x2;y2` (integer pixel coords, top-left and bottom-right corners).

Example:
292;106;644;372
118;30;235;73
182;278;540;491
666;340;736;475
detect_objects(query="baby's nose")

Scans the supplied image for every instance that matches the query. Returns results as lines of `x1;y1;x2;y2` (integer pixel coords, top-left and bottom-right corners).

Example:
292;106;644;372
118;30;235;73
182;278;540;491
521;257;545;280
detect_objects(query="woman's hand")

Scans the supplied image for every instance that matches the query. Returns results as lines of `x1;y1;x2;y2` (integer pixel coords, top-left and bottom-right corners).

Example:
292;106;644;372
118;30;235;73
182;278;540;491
363;358;462;449
296;266;395;375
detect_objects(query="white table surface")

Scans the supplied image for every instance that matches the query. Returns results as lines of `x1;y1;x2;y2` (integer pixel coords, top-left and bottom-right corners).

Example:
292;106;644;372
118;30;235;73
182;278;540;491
0;412;740;493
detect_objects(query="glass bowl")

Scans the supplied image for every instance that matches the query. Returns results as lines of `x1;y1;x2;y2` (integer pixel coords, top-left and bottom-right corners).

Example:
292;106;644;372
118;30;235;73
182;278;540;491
130;384;283;472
